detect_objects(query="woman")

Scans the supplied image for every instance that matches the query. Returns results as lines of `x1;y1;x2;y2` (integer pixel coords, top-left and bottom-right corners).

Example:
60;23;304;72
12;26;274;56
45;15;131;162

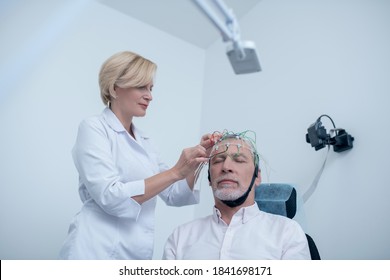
59;51;212;259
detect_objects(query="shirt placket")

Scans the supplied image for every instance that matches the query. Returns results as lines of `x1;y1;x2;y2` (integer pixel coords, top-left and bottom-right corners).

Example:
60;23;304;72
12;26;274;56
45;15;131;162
220;224;235;259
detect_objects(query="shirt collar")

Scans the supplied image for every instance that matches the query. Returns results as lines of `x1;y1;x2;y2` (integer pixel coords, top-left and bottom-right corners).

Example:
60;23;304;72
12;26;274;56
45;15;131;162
213;203;260;225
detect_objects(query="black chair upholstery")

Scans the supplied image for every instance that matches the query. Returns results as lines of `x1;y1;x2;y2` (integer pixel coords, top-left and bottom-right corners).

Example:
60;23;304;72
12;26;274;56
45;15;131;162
255;183;321;260
305;233;321;260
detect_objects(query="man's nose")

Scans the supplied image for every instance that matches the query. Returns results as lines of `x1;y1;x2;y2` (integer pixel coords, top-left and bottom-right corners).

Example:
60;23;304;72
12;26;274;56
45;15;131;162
221;157;234;173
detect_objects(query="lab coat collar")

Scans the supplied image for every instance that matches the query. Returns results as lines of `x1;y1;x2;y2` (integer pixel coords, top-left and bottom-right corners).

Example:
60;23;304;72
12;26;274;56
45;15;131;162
102;107;125;132
102;108;150;140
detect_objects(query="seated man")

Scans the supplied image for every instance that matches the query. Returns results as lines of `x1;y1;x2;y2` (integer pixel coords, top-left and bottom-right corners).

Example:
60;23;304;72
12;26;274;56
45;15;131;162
163;130;311;260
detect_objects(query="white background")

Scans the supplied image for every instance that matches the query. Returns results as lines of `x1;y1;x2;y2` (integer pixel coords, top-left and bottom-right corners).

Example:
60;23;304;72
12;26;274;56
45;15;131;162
0;0;389;260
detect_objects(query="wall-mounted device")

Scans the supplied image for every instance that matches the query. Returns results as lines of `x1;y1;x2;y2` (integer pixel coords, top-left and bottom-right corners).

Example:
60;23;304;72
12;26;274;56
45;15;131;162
305;114;355;152
192;0;261;74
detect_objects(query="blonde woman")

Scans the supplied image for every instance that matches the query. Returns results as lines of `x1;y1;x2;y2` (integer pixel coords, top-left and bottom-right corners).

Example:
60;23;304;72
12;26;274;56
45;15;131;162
59;51;213;259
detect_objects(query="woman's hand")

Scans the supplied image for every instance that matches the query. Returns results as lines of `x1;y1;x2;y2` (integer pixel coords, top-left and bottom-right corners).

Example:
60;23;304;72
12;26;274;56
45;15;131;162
172;145;208;180
199;132;222;157
171;133;223;189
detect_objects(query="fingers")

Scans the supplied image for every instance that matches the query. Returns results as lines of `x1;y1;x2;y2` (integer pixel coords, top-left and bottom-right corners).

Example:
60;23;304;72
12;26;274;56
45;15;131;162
199;132;224;159
174;134;222;179
210;132;222;143
200;133;220;150
201;133;212;142
177;145;206;164
185;145;208;161
199;134;212;149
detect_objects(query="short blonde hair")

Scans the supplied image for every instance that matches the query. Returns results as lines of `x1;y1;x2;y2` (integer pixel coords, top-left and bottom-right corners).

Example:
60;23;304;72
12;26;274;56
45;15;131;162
99;51;157;105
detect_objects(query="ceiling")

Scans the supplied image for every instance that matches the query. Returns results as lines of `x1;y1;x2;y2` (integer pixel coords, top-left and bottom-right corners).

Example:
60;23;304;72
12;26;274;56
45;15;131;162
97;0;262;49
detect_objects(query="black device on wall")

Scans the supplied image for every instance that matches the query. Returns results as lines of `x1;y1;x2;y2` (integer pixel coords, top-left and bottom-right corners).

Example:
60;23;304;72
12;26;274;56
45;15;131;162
306;114;354;152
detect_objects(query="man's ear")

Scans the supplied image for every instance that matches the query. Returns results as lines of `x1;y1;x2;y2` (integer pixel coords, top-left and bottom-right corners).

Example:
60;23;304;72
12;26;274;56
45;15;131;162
255;168;261;186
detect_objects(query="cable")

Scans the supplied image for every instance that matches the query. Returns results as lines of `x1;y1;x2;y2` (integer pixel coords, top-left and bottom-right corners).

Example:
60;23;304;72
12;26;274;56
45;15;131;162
318;114;336;129
302;146;330;203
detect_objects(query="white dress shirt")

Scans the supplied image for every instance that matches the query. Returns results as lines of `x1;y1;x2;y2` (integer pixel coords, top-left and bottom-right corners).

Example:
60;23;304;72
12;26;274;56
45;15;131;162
59;108;199;259
163;203;311;260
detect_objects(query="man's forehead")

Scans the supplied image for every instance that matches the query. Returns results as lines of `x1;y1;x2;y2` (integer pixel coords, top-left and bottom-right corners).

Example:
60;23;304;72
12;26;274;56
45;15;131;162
212;139;253;154
219;138;248;146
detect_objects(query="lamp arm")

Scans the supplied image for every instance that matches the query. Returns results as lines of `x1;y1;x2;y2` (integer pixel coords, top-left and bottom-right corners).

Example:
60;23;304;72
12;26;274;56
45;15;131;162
211;0;240;41
192;0;238;43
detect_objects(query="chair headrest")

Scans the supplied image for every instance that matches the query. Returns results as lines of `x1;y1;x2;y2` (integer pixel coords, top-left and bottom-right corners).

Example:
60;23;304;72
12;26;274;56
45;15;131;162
254;183;297;219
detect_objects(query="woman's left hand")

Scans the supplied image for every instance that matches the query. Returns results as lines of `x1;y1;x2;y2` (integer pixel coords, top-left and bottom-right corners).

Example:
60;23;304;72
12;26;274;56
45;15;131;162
199;133;221;157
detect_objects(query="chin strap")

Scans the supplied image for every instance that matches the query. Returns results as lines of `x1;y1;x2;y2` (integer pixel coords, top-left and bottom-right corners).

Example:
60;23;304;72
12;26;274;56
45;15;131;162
221;166;258;208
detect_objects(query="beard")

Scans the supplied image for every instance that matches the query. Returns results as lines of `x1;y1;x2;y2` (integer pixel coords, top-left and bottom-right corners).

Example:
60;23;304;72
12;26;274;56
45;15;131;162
211;177;246;201
213;187;246;201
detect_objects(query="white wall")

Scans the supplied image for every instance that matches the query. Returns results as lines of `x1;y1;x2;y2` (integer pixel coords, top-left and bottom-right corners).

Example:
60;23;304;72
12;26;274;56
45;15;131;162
2;0;389;261
195;0;390;259
0;0;205;259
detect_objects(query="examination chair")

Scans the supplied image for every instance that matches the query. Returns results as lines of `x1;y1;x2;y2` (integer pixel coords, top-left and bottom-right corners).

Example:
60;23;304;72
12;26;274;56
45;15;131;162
254;183;321;260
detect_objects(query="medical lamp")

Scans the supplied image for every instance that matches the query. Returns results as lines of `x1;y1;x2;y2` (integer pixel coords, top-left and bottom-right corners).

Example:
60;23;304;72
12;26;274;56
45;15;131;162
192;0;261;74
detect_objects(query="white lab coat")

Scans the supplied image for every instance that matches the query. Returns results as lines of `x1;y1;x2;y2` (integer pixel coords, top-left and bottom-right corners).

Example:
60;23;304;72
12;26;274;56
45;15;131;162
59;108;199;259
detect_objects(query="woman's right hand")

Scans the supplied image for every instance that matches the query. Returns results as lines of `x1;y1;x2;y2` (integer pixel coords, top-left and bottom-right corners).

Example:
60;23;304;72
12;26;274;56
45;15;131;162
172;145;208;180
